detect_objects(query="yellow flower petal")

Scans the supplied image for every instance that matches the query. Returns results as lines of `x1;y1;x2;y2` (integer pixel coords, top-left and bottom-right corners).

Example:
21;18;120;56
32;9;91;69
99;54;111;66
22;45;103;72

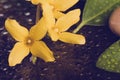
5;18;29;41
53;0;79;11
31;0;45;5
48;29;59;41
47;0;54;4
42;2;55;29
31;0;39;4
55;9;80;32
30;41;55;62
53;10;65;19
8;42;29;66
59;32;86;44
31;0;53;5
30;18;47;40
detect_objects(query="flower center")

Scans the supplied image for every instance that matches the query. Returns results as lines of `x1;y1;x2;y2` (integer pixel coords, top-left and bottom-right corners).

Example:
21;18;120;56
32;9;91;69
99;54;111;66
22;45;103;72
54;28;59;32
52;27;59;33
25;37;34;46
27;39;32;44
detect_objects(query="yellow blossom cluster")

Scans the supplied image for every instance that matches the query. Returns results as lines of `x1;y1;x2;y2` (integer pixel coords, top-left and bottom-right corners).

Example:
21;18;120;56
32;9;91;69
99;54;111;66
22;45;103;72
5;0;85;66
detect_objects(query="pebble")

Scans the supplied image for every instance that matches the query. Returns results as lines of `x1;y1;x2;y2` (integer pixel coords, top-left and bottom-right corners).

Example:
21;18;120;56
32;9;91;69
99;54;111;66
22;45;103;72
109;7;120;36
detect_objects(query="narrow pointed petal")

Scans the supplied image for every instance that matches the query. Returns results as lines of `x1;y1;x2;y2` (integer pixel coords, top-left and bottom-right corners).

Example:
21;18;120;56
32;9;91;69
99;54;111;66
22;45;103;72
31;0;46;5
30;3;55;40
5;18;29;41
59;32;86;44
55;9;80;32
8;42;29;66
31;0;40;5
53;0;79;11
47;0;54;4
48;29;59;41
30;18;47;40
31;0;53;5
30;41;55;62
53;10;65;19
42;2;55;29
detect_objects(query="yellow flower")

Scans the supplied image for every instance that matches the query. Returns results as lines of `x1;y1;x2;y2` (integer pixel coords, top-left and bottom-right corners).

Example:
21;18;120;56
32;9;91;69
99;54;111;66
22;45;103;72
5;18;55;66
31;0;79;18
49;9;85;44
42;3;86;44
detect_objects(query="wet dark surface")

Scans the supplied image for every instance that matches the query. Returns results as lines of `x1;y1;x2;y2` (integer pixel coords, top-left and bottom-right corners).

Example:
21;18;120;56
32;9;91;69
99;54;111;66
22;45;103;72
0;0;120;80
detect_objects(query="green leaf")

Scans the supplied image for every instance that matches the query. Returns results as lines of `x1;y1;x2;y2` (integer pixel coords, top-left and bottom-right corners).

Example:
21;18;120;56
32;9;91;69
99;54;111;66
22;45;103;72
82;0;120;26
96;40;120;73
73;0;120;33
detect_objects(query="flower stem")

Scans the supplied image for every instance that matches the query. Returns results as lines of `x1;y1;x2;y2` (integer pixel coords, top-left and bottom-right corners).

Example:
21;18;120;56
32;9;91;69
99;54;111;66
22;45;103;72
30;56;37;64
73;21;86;33
31;4;41;64
36;4;41;23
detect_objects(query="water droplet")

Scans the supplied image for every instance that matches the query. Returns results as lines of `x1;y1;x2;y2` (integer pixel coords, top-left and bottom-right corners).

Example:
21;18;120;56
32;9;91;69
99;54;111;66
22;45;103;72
109;47;114;49
56;55;60;58
0;27;4;30
116;70;120;72
80;73;84;76
43;68;48;71
95;19;101;22
40;73;45;76
3;68;7;71
107;65;111;68
97;74;101;77
106;54;110;57
96;44;100;47
25;12;30;16
102;55;107;59
118;49;120;52
8;72;13;76
17;3;21;6
3;32;8;35
3;4;12;9
111;65;115;68
111;59;115;62
62;52;67;54
105;1;109;4
112;52;116;54
88;31;92;34
95;35;99;38
28;19;32;22
0;14;4;17
107;61;111;65
19;78;24;80
107;77;111;80
115;62;118;65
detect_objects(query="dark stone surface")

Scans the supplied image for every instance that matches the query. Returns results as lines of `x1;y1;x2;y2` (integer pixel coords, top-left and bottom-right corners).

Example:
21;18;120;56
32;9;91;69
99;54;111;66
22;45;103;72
0;0;120;80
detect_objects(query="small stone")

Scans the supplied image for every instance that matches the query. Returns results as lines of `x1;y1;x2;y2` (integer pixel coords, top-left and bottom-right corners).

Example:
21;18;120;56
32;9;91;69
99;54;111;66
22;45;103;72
109;7;120;36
